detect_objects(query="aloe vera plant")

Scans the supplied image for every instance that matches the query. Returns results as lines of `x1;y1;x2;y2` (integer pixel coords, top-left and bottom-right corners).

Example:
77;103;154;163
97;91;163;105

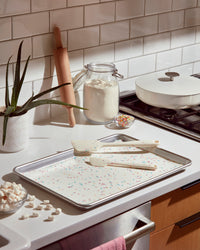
0;41;83;145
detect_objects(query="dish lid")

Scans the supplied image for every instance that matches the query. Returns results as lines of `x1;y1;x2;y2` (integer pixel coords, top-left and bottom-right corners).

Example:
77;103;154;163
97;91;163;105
135;72;200;96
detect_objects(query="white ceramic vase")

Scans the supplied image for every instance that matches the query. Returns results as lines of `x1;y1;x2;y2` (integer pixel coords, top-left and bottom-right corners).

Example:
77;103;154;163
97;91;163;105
0;112;29;153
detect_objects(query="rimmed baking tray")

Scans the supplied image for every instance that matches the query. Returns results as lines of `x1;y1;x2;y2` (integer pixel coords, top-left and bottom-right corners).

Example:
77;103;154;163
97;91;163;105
13;134;191;210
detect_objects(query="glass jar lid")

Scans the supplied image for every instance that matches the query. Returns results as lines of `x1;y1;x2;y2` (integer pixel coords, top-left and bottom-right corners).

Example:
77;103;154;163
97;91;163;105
86;62;124;78
73;62;123;90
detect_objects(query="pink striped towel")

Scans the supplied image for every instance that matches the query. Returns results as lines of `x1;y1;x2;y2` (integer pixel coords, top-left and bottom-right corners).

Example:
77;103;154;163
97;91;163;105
91;236;126;250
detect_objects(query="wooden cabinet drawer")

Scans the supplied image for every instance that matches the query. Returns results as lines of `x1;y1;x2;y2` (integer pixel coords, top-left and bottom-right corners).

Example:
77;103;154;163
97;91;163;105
151;182;200;232
150;214;200;250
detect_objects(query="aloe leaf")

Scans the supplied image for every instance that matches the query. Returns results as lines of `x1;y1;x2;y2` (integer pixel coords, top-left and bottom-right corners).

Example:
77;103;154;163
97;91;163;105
12;95;34;115
12;83;85;116
15;55;30;102
5;56;12;107
13;83;70;115
4;106;16;116
2;116;9;145
19;55;30;85
18;99;86;113
31;83;70;101
11;41;23;107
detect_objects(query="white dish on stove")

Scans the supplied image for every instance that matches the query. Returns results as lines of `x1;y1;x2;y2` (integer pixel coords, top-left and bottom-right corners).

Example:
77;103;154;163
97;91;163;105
135;73;200;109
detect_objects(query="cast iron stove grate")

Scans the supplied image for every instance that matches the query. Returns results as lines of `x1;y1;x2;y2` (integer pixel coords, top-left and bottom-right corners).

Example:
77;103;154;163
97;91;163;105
119;93;200;142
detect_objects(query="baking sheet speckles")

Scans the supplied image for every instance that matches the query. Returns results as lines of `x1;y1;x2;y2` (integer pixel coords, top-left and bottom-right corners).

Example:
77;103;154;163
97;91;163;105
21;145;185;207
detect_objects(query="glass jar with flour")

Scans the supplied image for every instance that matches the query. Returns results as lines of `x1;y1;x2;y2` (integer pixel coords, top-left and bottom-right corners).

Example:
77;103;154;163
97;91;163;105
79;63;123;124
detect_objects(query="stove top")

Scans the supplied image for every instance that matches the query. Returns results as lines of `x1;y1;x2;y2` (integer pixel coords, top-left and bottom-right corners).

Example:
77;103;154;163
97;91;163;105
119;92;200;142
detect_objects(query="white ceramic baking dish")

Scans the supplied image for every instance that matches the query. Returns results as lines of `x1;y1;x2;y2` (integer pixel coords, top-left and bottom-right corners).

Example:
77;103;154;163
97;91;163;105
135;72;200;109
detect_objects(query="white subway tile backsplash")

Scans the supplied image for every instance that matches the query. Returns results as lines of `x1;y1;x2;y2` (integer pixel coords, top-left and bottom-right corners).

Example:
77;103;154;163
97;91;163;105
33;78;52;99
1;0;200;124
144;33;170;54
68;0;99;6
185;8;200;27
116;0;144;21
182;44;200;63
22;57;51;83
196;27;200;42
115;38;143;61
68;50;84;72
129;54;156;76
130;15;158;38
0;17;11;41
50;76;62;92
0;89;4;106
33;34;54;58
68;26;99;50
0;38;32;65
13;12;49;39
159;11;184;32
17;81;33;106
50;7;83;31
0;64;13;87
1;85;34;112
156;48;182;70
119;77;136;92
196;27;200;43
31;80;51;123
85;3;114;26
101;0;116;2
172;0;197;10
100;21;129;44
32;0;66;12
84;44;114;64
33;32;67;58
193;61;200;74
0;0;30;17
114;60;128;78
170;63;193;76
145;0;172;15
171;27;196;48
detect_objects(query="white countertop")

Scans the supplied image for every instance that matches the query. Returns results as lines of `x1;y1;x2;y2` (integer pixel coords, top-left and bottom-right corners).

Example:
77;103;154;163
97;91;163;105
0;117;199;249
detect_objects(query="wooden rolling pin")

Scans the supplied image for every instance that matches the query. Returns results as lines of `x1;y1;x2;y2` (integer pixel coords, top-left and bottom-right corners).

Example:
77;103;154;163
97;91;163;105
53;26;76;127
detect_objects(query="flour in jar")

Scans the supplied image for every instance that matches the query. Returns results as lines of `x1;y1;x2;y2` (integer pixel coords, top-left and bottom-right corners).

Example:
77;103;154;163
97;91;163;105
83;79;119;123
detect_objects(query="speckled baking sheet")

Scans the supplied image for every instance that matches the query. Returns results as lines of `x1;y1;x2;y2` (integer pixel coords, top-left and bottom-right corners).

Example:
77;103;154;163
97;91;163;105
14;134;191;209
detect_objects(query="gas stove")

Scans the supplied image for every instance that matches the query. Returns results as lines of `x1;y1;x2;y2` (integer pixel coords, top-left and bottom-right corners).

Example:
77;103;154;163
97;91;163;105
119;92;200;142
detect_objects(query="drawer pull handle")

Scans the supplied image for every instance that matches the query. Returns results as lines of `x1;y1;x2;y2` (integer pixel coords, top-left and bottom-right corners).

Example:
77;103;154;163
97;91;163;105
124;216;155;245
181;179;200;190
175;212;200;228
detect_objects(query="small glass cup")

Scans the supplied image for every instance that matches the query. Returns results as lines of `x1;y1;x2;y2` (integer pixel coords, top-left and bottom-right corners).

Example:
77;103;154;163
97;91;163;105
115;114;135;129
